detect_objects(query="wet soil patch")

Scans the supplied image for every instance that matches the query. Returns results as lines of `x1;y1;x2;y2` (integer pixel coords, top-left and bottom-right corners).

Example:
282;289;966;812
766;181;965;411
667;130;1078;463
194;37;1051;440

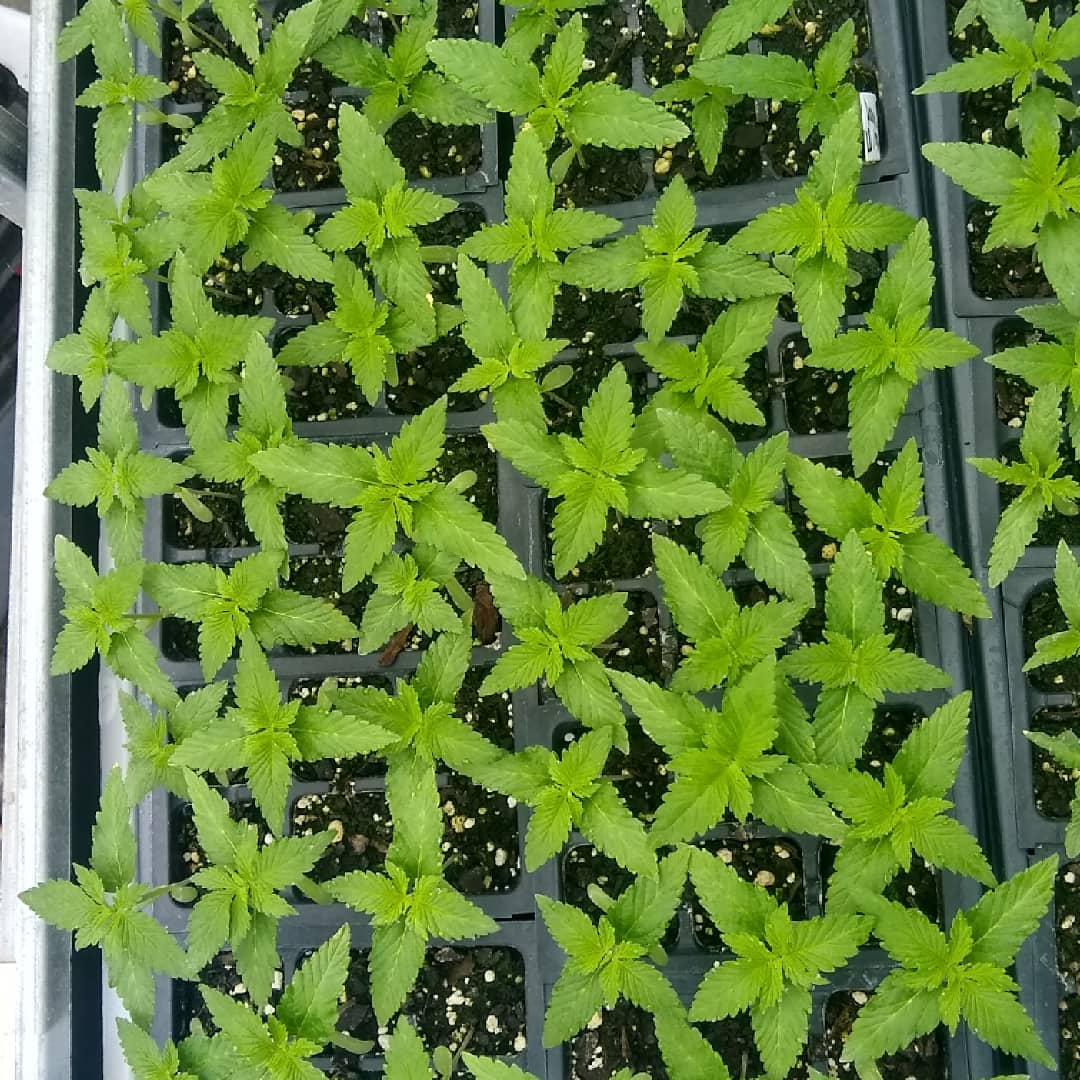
174;951;282;1039
556;144;649;207
203;250;270;316
274;97;341;192
546;508;655;583
164;13;249;108
552;285;643;357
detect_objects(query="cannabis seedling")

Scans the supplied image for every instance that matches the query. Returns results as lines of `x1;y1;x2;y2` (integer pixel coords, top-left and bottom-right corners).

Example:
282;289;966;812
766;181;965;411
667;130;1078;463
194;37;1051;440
566;173;789;341
46;288;124;412
172;640;395;829
731;106;914;348
143;549;360;681
484;364;730;577
987;298;1080;455
252;396;523;589
327;629;505;774
612;656;842;847
637;296;776;432
200;924;358;1074
163;0;322;172
20;768;189;1027
428;14;688;180
180;771;335;1003
457;127;619;339
786;439;990;616
51;535;178;707
688;848;870;1078
452;253;570;426
805;220;978;475
656;409;813;603
479;573;628;738
474;727;654;875
277;254;435;408
111;252;273;451
808;693;995;912
539;849;687;1045
74;0;181;189
844;858;1058;1071
145;125;334;279
183;335;302;559
695;18;859;145
923;88;1080;312
316;104;457;336
328;754;497;1023
120;682;229;801
651;0;795;174
969;384;1080;585
783;532;951;766
649;534;806;695
316;1;492;132
920;0;1080;109
47;378;193;565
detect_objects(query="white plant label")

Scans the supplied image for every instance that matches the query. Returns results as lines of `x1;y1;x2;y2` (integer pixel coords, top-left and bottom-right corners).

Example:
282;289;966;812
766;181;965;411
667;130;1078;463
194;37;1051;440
860;91;882;163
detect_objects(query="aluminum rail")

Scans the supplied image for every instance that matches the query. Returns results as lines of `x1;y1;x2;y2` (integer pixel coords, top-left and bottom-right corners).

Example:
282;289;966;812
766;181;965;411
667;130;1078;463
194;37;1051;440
0;0;77;1073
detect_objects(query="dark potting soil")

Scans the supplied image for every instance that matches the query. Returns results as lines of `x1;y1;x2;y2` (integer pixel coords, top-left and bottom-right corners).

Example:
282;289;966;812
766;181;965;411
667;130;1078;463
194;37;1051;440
164;476;255;550
1057;862;1080;1079
170;794;269;886
1023;585;1080;693
767;0;871;58
568;1003;782;1080
580;4;636;88
173;951;282;1039
552;286;643;357
386;114;484;183
542;352;650;434
556;144;649;207
270;265;335;318
993;318;1043;428
786;451;892;563
330;946;527;1074
273;96;341;193
690;835;805;951
819;990;949;1079
280;351;377;422
1030;707;1080;819
780;336;852;434
545;508;655;583
968;205;1053;301
561;843;680;948
796;573;921;656
163;13;250;107
203;250;270;316
554;719;672;824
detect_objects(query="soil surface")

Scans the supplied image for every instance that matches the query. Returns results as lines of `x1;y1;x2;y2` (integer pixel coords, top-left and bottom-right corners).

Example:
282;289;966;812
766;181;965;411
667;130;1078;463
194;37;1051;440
1025;585;1080;692
818;990;949;1079
1057;861;1080;1079
289;669;519;895
330;945;527;1074
1030;707;1080;819
690;835;805;950
174;950;282;1038
992;318;1043;429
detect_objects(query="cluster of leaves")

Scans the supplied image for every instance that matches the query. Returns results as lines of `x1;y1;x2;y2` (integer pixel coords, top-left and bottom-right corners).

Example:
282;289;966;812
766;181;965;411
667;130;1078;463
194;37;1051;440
26;0;1064;1077
921;0;1080;579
